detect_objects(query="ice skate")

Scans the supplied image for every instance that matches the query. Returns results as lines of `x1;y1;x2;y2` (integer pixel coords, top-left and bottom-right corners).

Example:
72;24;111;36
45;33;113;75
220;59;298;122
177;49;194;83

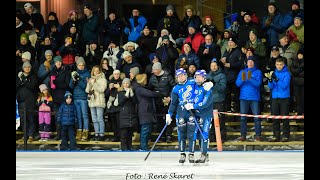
195;153;207;163
179;153;186;163
188;153;195;163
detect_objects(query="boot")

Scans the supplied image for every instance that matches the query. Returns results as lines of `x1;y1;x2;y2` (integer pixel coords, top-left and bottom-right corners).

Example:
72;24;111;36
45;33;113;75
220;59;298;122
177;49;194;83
39;132;45;141
188;153;195;163
54;124;61;140
81;130;89;141
132;132;140;142
27;136;34;143
179;153;186;163
195;153;207;163
76;129;82;141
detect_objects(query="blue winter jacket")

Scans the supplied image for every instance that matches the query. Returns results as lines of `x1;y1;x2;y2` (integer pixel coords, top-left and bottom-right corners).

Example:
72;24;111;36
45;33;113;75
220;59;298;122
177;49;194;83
268;65;291;99
69;68;91;100
124;15;147;42
236;67;262;101
57;102;77;125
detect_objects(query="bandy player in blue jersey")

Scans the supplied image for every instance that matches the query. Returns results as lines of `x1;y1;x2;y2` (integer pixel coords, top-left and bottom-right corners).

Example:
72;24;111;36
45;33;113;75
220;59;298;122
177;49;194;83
184;70;214;163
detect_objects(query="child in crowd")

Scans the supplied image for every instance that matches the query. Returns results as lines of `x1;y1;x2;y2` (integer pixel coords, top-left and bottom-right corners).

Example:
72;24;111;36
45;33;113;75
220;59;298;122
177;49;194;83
36;84;54;141
115;78;137;151
57;91;78;150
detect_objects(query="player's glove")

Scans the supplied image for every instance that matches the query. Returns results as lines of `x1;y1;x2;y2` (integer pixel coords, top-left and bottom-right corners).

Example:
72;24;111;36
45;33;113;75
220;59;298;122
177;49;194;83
184;103;194;110
203;81;213;91
165;114;172;125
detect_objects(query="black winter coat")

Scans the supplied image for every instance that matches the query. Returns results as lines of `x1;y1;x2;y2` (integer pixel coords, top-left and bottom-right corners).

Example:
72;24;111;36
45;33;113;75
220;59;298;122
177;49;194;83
118;91;138;128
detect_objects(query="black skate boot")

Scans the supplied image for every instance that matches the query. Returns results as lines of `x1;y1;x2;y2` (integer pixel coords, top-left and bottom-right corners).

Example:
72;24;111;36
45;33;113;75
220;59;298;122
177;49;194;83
179;153;186;163
188;153;195;163
195;153;207;163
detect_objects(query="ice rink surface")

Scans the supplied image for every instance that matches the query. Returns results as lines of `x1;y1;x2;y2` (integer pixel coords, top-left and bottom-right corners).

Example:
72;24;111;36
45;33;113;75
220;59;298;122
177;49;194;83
16;150;304;180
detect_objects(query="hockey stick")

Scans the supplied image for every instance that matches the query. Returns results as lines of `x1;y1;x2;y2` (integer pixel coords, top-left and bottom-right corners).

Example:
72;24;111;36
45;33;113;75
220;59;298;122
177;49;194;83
184;102;207;142
144;123;168;161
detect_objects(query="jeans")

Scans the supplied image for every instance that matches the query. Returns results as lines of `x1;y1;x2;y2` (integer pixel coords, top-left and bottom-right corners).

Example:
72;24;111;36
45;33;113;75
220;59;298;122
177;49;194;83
90;107;105;134
74;99;89;130
140;123;152;150
240;100;261;137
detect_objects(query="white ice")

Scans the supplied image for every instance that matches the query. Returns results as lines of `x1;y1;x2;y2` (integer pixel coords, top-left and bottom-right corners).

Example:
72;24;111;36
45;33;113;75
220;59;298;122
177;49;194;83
16;151;304;180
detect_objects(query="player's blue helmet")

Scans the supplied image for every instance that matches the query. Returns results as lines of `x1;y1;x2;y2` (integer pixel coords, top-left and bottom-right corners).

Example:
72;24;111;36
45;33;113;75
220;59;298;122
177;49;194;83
194;69;207;78
175;68;187;76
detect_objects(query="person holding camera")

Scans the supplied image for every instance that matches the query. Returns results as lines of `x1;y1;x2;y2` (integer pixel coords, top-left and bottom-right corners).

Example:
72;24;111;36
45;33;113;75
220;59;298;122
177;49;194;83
85;65;107;141
69;57;91;141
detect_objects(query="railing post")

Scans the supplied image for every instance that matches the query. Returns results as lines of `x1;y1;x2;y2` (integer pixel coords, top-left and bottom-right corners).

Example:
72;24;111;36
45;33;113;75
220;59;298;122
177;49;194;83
23;103;28;150
213;109;223;151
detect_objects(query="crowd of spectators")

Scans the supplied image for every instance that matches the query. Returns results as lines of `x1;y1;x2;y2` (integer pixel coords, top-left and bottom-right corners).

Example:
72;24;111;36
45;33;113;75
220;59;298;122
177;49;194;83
16;1;304;149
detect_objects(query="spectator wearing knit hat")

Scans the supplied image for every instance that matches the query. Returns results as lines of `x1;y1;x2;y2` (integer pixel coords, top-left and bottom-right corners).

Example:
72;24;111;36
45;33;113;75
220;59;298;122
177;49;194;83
22;2;44;47
145;53;160;79
217;29;232;56
157;4;180;40
206;58;227;142
69;56;91;141
16;61;38;143
237;10;261;48
62;10;81;37
103;41;122;70
136;23;158;71
287;15;304;53
281;0;304;29
135;73;164;149
278;33;296;69
57;91;78;150
201;15;219;42
116;50;142;78
36;84;54;141
261;2;285;51
36;36;58;65
148;61;176;143
123;8;147;42
57;35;80;71
16;33;36;70
156;29;177;49
220;36;242;112
244;29;267;70
183;22;205;54
120;41;144;71
235;55;263;142
102;11;124;47
40;11;63;41
105;69;124;142
49;55;71;140
289;48;304;116
66;23;84;55
16;12;32;46
37;50;55;86
82;4;100;45
155;35;179;74
84;40;103;71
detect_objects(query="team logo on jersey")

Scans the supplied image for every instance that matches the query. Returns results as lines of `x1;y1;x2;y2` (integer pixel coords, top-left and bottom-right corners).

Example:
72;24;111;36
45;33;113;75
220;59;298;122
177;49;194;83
189;116;194;122
179;118;185;125
198;118;203;124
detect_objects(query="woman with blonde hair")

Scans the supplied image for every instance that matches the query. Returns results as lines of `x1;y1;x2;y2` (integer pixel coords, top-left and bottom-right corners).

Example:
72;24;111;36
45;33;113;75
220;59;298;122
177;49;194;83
86;65;107;141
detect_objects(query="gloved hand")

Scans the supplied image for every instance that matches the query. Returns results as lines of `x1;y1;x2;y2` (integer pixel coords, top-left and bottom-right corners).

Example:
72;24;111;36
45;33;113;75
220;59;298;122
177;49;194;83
184;103;194;110
129;88;134;97
43;100;48;104
18;72;23;80
248;70;252;80
125;89;130;97
241;71;246;81
271;72;279;82
203;81;213;91
16;118;20;130
264;71;274;82
287;29;298;42
165;114;172;125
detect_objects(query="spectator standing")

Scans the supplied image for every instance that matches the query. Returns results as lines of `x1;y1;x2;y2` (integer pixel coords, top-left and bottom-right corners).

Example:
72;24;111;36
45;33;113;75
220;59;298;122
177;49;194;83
235;56;263;141
265;58;291;142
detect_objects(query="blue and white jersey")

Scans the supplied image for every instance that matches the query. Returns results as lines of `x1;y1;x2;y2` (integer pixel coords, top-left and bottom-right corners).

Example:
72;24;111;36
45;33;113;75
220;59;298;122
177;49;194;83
16;99;20;121
193;83;214;118
168;79;196;117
